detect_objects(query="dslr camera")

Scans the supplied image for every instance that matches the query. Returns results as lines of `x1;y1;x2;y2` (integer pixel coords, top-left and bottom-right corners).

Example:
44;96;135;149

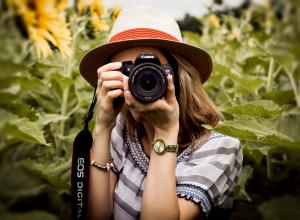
117;53;176;103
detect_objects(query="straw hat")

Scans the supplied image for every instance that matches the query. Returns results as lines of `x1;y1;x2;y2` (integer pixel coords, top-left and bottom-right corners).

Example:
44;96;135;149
79;5;212;87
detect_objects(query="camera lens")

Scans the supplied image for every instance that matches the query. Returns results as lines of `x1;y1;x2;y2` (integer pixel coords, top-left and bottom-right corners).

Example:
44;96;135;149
129;64;167;103
139;70;157;91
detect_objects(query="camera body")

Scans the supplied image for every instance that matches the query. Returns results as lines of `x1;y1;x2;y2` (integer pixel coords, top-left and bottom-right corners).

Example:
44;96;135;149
118;53;175;103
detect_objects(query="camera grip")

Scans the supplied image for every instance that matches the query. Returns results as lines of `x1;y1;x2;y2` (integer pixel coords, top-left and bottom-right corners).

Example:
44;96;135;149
113;96;125;106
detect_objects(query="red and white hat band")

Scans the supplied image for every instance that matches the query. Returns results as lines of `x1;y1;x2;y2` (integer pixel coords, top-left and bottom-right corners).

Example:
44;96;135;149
109;28;180;43
107;5;183;43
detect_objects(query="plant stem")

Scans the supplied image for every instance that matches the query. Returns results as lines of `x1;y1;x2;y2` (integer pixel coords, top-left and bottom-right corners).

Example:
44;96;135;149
57;17;86;156
285;68;300;107
266;152;272;179
50;158;72;174
266;58;275;92
273;66;282;78
57;18;83;155
60;88;70;134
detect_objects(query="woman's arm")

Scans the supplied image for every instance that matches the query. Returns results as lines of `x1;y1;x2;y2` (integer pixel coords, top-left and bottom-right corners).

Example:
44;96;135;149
124;74;202;219
88;125;117;220
88;62;123;220
141;128;202;220
141;128;179;220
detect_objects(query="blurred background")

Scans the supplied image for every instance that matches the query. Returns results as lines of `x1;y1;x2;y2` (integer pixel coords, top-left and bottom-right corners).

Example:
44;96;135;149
0;0;299;219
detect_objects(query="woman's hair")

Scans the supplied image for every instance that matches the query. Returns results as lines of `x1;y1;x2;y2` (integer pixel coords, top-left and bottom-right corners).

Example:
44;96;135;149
169;52;220;147
121;49;221;149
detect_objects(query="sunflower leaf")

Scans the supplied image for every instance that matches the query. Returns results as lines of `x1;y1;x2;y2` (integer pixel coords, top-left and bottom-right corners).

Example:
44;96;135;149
3;118;49;146
221;100;286;119
214;116;300;151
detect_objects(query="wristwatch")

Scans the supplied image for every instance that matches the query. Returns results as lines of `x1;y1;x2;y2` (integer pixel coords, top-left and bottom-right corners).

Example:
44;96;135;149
152;139;178;155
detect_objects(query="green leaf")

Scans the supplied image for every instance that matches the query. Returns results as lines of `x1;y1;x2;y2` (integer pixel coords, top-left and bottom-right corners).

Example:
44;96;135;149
268;41;299;74
262;90;295;105
243;56;267;75
242;142;273;165
0;60;28;78
15;76;47;91
37;113;68;126
0;108;18;130
0;211;58;220
214;63;266;94
0;101;38;120
50;73;74;89
0;165;46;198
221;100;286;119
235;165;253;202
0;75;46;92
4;118;49;146
214;116;300;152
21;159;70;191
182;31;202;46
276;109;300;141
27;91;60;113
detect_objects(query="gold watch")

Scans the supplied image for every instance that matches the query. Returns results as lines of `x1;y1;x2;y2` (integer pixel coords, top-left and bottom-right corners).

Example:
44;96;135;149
152;139;178;155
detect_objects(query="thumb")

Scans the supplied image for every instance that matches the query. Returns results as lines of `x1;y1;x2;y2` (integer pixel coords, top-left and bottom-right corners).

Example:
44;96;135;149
165;74;176;102
123;75;129;91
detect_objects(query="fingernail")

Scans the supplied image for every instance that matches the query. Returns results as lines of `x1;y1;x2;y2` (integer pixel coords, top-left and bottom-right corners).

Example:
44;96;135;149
114;62;122;67
123;75;128;81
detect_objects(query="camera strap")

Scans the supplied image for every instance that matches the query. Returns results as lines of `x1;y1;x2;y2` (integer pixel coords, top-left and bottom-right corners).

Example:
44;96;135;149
71;82;97;220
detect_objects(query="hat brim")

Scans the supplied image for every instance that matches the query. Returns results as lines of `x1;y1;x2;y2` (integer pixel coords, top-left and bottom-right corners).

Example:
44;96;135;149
79;38;212;87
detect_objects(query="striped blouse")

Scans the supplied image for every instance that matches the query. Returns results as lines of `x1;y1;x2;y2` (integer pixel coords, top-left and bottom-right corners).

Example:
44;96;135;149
110;115;243;220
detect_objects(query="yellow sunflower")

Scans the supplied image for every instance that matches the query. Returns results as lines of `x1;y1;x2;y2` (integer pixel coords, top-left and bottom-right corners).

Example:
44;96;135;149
6;0;72;59
111;5;122;21
77;0;109;32
209;14;220;28
77;0;93;15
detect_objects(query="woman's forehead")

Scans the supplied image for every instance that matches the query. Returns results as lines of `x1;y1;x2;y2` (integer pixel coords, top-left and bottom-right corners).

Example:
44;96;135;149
110;46;168;63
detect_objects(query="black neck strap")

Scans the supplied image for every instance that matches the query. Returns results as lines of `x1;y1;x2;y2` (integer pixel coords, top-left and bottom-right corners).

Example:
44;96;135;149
84;82;98;130
71;82;98;220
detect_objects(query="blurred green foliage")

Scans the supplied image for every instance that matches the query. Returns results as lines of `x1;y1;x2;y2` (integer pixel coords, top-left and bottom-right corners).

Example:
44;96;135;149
0;0;299;219
182;0;300;219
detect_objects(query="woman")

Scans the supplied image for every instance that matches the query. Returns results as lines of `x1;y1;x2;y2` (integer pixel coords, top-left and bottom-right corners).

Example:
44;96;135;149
79;5;243;220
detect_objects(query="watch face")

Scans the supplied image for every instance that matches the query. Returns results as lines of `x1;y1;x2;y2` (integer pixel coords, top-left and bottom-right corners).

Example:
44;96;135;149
153;140;165;154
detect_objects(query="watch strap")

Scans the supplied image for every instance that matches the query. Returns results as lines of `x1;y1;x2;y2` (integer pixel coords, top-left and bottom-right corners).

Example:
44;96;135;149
165;144;178;152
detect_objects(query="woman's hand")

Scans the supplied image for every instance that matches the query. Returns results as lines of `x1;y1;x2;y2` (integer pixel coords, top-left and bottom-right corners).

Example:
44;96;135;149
123;74;180;133
95;62;124;130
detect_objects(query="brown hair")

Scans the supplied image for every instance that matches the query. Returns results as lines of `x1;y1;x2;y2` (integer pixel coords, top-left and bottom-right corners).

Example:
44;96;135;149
121;51;220;149
170;52;220;148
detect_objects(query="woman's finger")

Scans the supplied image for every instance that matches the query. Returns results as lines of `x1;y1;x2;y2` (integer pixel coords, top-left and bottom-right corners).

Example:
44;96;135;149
124;90;167;112
97;62;122;77
103;89;124;102
123;75;132;106
96;80;123;99
98;71;123;87
165;74;176;102
123;75;129;91
100;80;124;96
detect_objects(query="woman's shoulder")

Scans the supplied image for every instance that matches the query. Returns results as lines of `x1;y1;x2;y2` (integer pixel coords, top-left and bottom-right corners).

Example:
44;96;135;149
178;130;242;166
195;131;241;154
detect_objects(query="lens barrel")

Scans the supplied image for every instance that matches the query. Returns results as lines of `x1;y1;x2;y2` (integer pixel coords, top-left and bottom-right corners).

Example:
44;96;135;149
128;63;167;103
